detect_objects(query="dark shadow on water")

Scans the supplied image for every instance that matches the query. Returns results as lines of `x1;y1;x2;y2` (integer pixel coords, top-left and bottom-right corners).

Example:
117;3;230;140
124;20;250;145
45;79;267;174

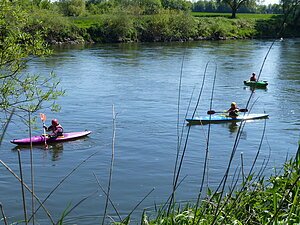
228;122;239;133
243;86;268;92
11;143;64;161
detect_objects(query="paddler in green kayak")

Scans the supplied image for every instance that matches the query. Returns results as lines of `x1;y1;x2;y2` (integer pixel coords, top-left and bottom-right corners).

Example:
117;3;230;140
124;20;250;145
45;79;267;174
227;102;240;117
43;119;64;138
250;72;257;81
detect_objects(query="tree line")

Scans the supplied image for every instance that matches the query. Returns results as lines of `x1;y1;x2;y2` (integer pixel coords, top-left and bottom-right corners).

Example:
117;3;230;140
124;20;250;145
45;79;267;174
39;0;283;17
1;0;299;45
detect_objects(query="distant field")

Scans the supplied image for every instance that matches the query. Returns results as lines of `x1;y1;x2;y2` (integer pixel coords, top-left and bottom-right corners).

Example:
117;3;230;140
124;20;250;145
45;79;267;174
71;15;104;29
191;12;281;19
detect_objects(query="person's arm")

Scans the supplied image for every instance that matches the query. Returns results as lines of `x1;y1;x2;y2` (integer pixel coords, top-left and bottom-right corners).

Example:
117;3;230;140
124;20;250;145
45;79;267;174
43;125;53;132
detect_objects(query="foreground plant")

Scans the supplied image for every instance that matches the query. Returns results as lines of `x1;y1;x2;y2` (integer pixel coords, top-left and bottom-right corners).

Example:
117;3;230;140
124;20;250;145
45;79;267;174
140;146;300;225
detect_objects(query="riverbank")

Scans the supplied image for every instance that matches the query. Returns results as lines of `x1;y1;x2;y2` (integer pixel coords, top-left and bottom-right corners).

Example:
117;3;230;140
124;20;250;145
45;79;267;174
35;10;299;45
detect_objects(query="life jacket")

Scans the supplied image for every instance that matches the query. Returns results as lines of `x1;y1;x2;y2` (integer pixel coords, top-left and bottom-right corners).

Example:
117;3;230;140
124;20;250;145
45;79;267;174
55;124;64;136
49;124;64;137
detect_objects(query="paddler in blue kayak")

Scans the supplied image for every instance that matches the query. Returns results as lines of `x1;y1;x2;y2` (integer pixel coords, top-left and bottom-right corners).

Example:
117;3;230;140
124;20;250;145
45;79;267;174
227;102;239;117
43;119;64;138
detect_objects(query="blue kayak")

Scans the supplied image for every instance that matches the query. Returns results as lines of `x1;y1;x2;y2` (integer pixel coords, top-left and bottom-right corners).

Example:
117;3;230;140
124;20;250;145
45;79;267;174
186;114;269;125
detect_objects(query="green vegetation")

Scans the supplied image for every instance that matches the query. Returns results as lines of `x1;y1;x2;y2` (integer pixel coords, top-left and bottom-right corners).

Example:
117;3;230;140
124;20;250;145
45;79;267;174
0;0;297;44
141;150;300;224
0;1;299;224
0;0;64;119
191;12;281;19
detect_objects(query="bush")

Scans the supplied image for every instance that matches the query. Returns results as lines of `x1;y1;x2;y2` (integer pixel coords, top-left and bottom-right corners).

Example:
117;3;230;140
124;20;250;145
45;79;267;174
87;13;137;43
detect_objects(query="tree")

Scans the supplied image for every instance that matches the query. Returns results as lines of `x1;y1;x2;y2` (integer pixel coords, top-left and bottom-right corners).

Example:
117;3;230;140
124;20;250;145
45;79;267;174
281;0;300;25
217;0;256;18
161;0;192;11
57;0;86;16
0;0;64;127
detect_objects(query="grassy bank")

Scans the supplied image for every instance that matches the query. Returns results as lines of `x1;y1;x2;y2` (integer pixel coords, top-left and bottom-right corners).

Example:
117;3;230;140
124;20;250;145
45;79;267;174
30;10;297;44
71;12;285;43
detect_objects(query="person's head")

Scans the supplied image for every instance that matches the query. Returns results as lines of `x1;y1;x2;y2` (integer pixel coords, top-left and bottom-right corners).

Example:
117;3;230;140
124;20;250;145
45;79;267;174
52;119;59;126
231;102;237;108
252;72;256;77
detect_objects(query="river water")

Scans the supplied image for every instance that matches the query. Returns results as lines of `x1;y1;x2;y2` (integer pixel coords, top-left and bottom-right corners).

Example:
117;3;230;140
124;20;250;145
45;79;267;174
1;38;299;224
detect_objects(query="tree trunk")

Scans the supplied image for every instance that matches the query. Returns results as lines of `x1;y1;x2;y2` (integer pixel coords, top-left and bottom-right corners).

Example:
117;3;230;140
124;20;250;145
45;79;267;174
231;9;237;18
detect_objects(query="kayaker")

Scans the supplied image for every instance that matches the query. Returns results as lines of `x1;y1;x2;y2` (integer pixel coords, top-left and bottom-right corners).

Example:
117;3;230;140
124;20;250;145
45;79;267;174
44;119;64;138
227;102;239;117
250;72;257;81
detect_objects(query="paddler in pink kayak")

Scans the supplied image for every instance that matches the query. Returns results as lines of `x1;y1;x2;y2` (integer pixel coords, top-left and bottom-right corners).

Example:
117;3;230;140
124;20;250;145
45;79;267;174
43;119;64;138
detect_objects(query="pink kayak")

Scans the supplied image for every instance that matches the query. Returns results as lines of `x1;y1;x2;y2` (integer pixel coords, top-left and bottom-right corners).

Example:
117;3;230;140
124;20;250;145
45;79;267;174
11;131;91;145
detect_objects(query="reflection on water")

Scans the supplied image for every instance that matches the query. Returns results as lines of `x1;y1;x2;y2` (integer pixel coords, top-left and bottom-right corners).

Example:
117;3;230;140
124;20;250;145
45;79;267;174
11;143;64;161
228;122;239;133
50;143;64;161
243;86;268;92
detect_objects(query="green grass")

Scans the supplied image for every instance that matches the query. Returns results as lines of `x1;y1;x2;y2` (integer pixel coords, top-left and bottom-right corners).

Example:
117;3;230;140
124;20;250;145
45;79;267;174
71;15;105;29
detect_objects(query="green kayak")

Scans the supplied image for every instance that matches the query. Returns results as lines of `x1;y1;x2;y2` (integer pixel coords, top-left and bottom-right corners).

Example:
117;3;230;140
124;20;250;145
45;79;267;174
244;80;268;88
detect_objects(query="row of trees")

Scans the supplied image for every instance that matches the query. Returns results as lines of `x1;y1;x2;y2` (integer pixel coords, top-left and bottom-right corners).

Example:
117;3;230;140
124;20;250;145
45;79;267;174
192;0;282;14
34;0;285;18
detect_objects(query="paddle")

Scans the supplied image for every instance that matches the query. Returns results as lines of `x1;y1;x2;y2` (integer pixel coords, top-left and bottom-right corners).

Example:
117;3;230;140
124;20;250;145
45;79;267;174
39;113;48;149
207;108;248;115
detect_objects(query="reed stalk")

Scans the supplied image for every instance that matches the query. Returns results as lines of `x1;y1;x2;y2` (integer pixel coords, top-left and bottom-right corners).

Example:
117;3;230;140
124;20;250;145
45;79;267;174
122;188;155;223
17;149;28;224
168;61;210;215
0;159;55;224
173;50;185;199
56;190;98;225
29;149;101;222
102;104;116;225
28;112;35;225
0;202;8;225
93;172;122;221
0;109;14;146
193;62;217;225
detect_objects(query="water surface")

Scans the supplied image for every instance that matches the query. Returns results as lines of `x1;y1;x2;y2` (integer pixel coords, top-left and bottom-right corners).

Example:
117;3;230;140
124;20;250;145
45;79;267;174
1;39;299;224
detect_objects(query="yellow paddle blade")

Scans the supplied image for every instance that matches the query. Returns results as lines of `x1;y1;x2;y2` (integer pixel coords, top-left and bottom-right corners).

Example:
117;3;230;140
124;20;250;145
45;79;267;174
39;113;46;122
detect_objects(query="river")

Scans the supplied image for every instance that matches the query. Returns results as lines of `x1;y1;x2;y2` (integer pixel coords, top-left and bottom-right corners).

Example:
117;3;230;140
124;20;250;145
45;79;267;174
1;38;299;224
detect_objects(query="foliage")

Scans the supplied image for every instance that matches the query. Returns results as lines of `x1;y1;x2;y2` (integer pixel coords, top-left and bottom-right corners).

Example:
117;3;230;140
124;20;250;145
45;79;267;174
217;0;257;18
192;12;281;19
55;0;86;17
142;0;163;14
27;9;87;44
87;13;137;42
138;10;197;41
254;17;283;37
86;0;116;14
281;0;300;30
0;0;64;120
194;17;257;39
161;0;192;11
142;151;300;224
